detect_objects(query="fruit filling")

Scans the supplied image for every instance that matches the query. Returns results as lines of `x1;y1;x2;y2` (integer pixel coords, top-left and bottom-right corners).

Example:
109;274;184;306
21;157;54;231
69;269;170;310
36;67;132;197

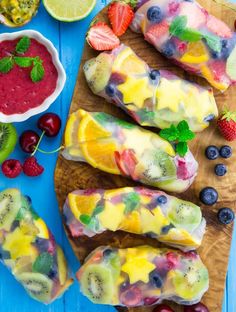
63;187;206;250
84;44;218;132
77;246;209;307
131;0;236;91
0;188;73;303
62;109;199;193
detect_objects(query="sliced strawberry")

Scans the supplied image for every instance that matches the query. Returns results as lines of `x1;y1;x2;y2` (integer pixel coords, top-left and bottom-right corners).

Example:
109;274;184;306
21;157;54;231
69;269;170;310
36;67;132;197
108;1;134;37
207;15;233;38
178;1;207;28
208;60;230;84
114;149;138;179
145;21;169;46
87;22;120;51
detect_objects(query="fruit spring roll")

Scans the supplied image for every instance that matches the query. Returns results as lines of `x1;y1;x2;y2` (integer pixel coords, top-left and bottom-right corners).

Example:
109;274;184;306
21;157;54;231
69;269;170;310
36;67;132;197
77;245;209;307
131;0;236;91
0;188;73;304
63;187;206;251
84;44;218;132
62;109;198;193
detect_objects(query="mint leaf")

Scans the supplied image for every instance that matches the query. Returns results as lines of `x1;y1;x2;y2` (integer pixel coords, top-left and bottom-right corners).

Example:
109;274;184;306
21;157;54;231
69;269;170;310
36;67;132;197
177;120;195;142
14;57;33;68
176;142;188;157
80;214;91;225
0;57;14;73
32;252;53;275
123;192;140;214
92;205;104;216
179;28;202;42
30;62;45;82
170;16;187;37
177;120;189;132
203;34;221;53
16;36;30;54
159;124;179;141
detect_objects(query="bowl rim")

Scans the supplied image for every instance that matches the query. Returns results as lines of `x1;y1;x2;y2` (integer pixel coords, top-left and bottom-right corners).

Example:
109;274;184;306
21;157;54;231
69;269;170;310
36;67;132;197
0;29;66;123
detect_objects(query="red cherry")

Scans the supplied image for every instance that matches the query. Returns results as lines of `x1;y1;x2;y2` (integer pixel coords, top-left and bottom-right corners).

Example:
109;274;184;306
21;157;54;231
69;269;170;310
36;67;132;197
184;303;209;312
37;113;61;137
20;130;40;153
120;285;142;307
144;297;159;306
153;304;174;312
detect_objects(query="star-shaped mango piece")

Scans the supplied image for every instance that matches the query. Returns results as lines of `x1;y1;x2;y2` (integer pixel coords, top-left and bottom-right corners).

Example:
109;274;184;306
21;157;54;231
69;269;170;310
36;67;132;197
140;207;170;235
117;76;153;108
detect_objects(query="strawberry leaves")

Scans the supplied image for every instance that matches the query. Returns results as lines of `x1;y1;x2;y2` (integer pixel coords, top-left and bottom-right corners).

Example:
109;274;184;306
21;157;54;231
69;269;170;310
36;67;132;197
159;120;195;157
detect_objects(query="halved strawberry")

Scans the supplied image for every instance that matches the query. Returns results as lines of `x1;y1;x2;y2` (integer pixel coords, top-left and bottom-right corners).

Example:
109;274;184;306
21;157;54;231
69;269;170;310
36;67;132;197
87;22;120;51
145;21;169;46
108;1;134;37
207;15;233;38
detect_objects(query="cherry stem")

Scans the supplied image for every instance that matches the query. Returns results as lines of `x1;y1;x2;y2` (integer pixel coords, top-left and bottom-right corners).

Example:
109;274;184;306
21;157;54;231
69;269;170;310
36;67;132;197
36;146;64;154
31;130;45;156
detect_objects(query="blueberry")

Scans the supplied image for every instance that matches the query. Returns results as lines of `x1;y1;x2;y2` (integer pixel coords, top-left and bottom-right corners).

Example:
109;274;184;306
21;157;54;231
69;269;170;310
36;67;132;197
199;187;218;205
157;195;168;205
219;145;232;159
150;271;163;288
205;145;219;160
161;224;174;234
204;114;215;123
149;70;160;82
162;41;176;58
218;208;235;225
103;248;113;258
105;83;116;97
48;269;57;279
147;6;163;23
215;164;227;176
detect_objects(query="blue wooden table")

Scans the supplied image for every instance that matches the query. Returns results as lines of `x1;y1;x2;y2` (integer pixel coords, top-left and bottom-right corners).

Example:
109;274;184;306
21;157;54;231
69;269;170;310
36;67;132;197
0;1;235;311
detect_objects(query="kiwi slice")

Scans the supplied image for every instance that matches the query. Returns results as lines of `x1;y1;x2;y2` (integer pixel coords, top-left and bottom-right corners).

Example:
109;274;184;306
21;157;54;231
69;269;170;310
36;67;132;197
80;264;114;304
16;272;53;303
0;189;21;231
167;198;202;232
84;53;113;94
173;264;209;300
0;123;17;164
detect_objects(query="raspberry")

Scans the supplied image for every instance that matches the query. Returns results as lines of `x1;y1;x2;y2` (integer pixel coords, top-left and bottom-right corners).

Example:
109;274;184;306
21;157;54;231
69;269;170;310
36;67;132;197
23;156;44;177
2;159;22;178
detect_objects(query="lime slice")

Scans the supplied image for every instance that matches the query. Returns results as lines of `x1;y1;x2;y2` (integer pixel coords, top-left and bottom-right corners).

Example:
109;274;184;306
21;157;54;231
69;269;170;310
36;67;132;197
226;45;236;81
43;0;96;22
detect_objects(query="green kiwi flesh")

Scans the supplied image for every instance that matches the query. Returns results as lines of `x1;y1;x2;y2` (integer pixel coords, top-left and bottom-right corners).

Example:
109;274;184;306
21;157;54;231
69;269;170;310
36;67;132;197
0;189;21;231
80;264;114;304
0;123;17;164
167;198;202;232
16;272;53;303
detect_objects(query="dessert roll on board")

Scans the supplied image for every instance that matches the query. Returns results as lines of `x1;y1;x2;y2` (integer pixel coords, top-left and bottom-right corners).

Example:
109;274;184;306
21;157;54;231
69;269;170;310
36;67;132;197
0;188;73;304
63;187;206;251
84;44;218;132
131;0;236;91
77;246;209;307
62;109;198;193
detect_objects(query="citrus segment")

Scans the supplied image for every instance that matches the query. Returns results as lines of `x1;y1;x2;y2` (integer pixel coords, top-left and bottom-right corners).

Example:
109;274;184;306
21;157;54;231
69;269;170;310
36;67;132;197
68;193;101;219
181;42;209;64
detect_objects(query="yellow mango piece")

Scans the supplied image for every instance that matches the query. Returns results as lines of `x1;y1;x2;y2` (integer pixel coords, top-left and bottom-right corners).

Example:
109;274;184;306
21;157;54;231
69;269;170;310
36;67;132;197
57;246;68;285
180;42;209;64
104;187;133;201
159;228;200;248
140;207;169;235
119;211;142;234
34;219;49;239
122;257;155;284
98;202;125;231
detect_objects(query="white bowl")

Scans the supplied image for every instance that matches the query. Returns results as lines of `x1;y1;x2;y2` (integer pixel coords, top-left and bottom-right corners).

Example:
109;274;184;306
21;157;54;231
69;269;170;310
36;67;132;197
0;30;66;123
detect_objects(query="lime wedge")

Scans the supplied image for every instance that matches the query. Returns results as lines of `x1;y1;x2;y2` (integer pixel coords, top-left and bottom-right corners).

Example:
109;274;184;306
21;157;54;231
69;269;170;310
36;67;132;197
226;45;236;81
43;0;96;22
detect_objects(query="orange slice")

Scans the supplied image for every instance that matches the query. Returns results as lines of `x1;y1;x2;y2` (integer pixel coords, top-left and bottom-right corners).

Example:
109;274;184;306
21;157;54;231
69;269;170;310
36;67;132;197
68;193;101;219
181;42;209;64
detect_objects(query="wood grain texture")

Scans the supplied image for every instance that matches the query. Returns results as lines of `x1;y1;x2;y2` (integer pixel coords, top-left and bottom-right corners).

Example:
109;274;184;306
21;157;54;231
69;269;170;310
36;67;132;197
55;1;236;311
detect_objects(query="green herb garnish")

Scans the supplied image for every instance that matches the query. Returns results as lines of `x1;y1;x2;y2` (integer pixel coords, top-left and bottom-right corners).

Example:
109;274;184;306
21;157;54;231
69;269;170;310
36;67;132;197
159;120;195;157
0;36;45;82
123;192;140;214
32;252;54;275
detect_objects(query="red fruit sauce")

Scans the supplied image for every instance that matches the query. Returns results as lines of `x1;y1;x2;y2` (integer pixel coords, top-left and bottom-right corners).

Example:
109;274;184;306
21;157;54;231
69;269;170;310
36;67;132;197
0;38;58;115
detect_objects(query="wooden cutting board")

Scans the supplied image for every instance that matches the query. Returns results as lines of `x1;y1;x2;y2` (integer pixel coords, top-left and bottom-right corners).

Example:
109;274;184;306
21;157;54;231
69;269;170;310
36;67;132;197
55;1;236;311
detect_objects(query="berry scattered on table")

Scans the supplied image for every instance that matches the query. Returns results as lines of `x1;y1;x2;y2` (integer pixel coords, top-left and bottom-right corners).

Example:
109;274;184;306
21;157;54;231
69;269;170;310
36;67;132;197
214;164;227;176
218;208;235;225
1;159;22;178
108;1;134;37
147;6;163;23
87;22;120;51
199;187;218;205
219;145;232;158
152;304;174;312
217;109;236;141
20;130;40;153
38;113;61;137
23;156;44;177
184;302;209;312
205;145;219;160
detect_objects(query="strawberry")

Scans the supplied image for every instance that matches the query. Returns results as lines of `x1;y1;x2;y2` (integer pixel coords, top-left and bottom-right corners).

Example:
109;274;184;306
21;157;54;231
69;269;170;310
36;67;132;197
145;21;169;46
87;22;120;51
108;1;134;37
207;15;232;39
217;109;236;141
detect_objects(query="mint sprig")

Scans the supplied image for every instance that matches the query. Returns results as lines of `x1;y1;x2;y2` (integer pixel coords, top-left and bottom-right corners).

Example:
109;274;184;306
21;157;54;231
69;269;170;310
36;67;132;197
0;36;45;82
159;120;195;157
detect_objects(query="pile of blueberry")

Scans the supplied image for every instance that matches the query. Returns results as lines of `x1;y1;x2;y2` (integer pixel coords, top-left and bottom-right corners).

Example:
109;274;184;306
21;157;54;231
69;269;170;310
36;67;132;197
199;145;235;225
